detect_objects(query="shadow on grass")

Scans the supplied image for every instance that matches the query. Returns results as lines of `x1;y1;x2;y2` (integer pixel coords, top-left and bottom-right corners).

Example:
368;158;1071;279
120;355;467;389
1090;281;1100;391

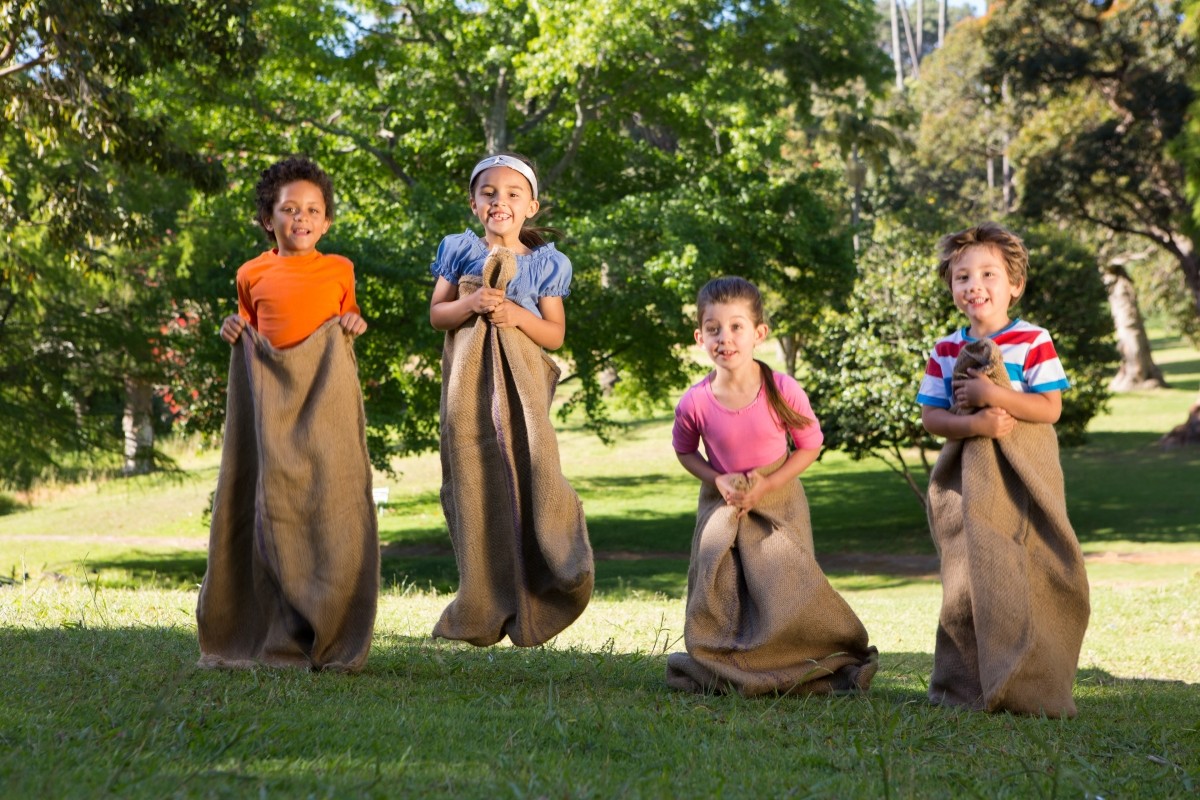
1157;356;1200;386
71;550;210;589
1062;433;1200;545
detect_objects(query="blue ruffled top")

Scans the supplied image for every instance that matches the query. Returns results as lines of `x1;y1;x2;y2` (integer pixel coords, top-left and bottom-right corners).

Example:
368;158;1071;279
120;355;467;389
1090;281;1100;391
429;230;573;317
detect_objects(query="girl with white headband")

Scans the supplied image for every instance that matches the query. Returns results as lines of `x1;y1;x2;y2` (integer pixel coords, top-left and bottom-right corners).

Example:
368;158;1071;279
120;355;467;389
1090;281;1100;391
429;153;569;348
427;152;593;648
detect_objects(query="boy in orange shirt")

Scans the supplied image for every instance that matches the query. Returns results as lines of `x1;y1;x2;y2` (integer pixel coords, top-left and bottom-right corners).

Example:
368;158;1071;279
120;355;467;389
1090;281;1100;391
198;156;379;673
220;156;366;346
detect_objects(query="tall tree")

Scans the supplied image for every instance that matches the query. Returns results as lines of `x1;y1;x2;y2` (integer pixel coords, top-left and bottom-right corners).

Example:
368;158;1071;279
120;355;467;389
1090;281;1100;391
906;8;1169;398
159;0;889;461
990;1;1198;316
984;0;1198;437
0;0;260;487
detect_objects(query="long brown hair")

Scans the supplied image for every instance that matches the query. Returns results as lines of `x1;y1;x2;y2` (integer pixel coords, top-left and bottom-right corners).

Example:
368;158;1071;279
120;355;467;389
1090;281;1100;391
695;276;812;430
468;151;561;249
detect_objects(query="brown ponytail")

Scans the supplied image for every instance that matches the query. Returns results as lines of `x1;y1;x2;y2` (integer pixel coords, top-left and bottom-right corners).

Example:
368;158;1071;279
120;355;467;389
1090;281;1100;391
757;359;812;430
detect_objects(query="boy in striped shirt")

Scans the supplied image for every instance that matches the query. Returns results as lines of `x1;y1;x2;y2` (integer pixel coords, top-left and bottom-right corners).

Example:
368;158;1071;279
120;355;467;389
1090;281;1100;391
916;222;1090;718
917;222;1069;437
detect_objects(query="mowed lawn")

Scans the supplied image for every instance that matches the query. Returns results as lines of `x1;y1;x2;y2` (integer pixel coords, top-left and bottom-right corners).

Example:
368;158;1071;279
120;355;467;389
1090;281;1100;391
1;334;1197;797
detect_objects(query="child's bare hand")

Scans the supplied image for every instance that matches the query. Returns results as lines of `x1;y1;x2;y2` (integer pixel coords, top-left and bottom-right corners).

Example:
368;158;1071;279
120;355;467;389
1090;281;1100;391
715;472;747;507
733;470;769;519
469;287;506;316
487;300;524;329
220;315;246;344
973;407;1015;439
953;369;995;409
339;312;368;337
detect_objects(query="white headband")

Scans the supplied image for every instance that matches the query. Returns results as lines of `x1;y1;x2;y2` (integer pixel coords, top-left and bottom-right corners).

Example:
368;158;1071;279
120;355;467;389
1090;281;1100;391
469;155;538;200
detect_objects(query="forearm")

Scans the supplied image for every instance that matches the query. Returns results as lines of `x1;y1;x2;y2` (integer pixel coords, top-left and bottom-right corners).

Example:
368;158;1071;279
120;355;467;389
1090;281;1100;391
513;305;566;350
676;451;720;485
757;447;820;493
922;406;986;440
987;386;1061;424
430;294;478;331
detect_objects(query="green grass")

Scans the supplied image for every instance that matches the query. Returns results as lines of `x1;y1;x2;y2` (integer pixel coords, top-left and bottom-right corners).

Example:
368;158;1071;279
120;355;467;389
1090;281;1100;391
1;334;1198;797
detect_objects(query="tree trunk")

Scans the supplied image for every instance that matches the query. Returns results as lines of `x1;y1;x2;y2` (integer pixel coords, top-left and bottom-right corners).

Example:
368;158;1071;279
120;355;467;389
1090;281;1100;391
122;376;155;475
1102;265;1167;391
1001;75;1013;213
897;0;920;79
776;332;799;377
916;0;924;59
891;0;904;90
1173;233;1200;319
484;66;509;154
938;0;946;47
847;143;865;254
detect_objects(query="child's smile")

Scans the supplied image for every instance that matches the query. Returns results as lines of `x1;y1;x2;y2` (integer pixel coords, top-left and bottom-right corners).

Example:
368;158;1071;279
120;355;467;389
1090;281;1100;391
950;244;1023;338
696;301;767;375
471;165;539;248
266;180;330;257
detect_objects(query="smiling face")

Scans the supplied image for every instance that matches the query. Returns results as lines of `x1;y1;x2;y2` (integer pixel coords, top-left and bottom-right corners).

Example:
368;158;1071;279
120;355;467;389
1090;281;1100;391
950;244;1024;338
264;180;331;257
695;300;768;375
470;165;539;248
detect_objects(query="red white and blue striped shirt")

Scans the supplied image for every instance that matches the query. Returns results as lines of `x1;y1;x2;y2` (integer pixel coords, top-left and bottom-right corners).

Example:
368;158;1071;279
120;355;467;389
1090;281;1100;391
916;319;1070;410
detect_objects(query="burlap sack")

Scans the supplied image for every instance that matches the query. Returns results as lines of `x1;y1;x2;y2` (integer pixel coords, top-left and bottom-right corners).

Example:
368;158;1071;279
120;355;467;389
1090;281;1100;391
433;247;593;647
196;320;379;673
666;463;879;696
926;338;1090;717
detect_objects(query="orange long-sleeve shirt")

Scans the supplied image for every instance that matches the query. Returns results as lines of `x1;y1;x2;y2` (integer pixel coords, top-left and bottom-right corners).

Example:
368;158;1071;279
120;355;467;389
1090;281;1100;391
236;249;360;349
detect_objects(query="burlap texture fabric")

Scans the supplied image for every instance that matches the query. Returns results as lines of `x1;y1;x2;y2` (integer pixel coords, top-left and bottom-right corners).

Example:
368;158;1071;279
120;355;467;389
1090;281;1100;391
926;338;1090;718
196;320;379;673
666;463;879;696
433;247;593;647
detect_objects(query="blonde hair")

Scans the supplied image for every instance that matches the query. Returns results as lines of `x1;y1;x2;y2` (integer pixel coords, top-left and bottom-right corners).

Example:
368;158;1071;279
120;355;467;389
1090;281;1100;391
696;276;812;430
936;221;1029;303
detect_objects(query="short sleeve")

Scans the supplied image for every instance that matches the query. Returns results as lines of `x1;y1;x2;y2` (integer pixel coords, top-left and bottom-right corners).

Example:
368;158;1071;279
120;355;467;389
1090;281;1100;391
337;257;360;316
537;248;573;298
916;355;952;409
1023;331;1071;393
775;374;824;451
430;233;472;284
672;391;701;456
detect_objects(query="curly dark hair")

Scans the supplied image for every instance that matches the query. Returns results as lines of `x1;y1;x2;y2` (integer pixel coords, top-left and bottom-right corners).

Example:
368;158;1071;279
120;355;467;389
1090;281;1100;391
254;156;335;241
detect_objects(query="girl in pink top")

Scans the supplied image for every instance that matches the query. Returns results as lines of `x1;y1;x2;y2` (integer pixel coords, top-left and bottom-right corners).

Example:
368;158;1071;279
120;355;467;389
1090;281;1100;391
672;277;823;517
666;276;877;696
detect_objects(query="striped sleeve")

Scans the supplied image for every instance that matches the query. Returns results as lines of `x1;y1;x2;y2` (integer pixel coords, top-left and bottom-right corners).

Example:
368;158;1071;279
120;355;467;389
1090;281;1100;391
1023;331;1070;393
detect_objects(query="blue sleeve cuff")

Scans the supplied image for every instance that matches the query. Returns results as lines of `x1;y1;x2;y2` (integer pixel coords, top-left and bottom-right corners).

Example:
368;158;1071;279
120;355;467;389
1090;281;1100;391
916;393;950;409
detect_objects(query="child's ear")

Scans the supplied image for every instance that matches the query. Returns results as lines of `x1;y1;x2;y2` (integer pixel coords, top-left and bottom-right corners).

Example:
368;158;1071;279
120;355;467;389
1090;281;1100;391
694;328;704;346
756;323;769;344
526;198;540;219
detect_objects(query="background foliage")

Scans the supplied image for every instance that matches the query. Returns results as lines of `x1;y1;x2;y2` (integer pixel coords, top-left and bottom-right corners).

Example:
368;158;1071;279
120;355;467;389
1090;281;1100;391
3;1;1197;490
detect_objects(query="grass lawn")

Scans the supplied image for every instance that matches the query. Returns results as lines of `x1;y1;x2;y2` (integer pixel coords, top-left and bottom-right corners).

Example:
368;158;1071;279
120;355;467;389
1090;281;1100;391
1;334;1198;797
